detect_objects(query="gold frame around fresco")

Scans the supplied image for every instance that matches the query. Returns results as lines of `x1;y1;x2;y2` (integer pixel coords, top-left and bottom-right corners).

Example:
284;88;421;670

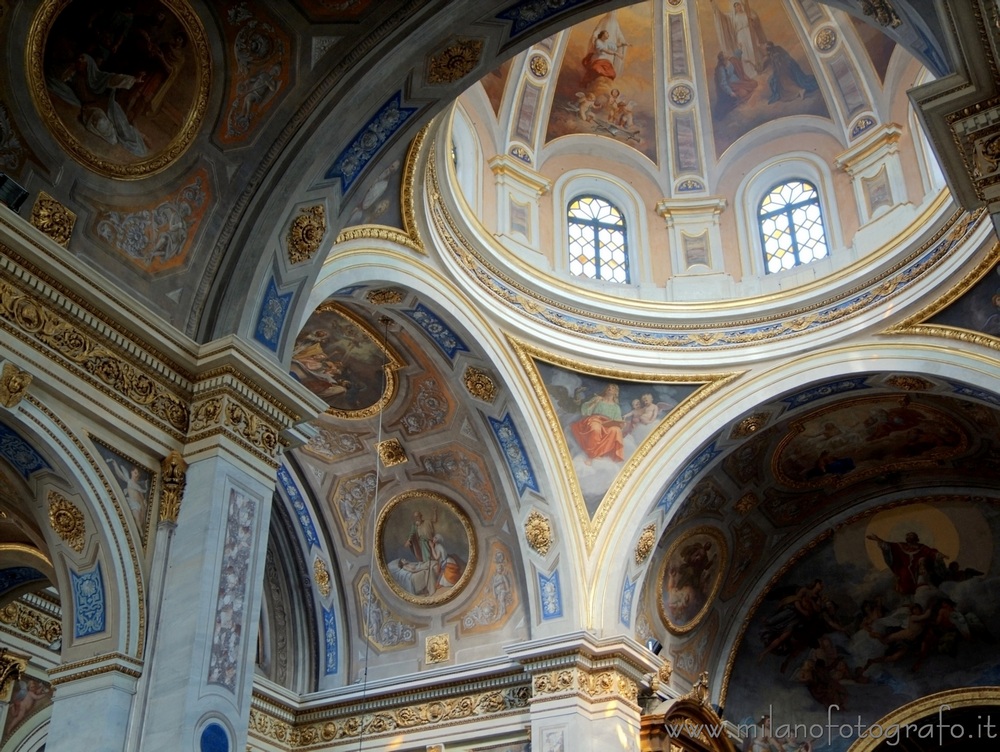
26;0;211;179
312;301;403;420
374;489;478;607
657;525;727;636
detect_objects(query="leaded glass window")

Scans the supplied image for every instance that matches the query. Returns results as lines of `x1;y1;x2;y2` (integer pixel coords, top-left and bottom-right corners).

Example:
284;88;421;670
567;195;629;283
759;181;829;274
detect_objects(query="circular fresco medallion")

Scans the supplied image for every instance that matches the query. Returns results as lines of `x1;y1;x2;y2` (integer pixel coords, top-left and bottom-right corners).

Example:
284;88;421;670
375;490;477;606
27;0;211;179
657;525;727;634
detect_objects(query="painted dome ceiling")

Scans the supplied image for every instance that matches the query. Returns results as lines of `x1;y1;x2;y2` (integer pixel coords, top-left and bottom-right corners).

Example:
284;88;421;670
441;0;948;318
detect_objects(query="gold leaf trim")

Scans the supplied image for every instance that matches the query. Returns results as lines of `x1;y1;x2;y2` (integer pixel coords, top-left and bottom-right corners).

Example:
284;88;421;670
47;490;85;553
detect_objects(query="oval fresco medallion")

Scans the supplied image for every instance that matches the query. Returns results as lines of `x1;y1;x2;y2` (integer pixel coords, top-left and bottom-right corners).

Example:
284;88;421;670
27;0;211;179
772;396;968;490
291;301;403;418
658;525;727;634
375;490;477;606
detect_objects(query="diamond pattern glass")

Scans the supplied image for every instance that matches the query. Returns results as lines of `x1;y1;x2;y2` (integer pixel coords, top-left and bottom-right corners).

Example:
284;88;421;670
759;181;828;274
567;196;629;283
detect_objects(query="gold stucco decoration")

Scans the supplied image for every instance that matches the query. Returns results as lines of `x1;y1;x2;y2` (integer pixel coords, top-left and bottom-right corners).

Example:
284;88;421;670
685;671;711;707
377;438;407;467
814;27;837;52
734;492;758;515
0;362;32;408
48;491;85;553
313;556;332;597
287;205;326;265
0;649;27;702
524;510;551;556
884;375;933;391
860;0;902;28
634;523;656;564
0;601;62;646
159;450;187;524
426;38;484;85
528;54;549;77
462;365;497;403
730;412;769;439
425;633;449;664
29;191;76;247
365;288;404;306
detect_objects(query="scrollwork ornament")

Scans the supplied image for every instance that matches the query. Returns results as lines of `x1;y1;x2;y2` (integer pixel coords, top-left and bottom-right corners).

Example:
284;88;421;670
634;523;656;564
523;510;551;556
860;0;902;28
462;366;497;402
425;633;449;664
48;491;85;553
30;191;76;246
0;363;32;408
159;450;187;524
0;649;27;702
287;205;326;264
377;438;407;467
365;288;404;305
814;27;837;52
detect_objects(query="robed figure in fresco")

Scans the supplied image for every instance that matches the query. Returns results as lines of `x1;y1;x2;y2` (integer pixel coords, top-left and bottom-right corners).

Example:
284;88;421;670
570;383;626;464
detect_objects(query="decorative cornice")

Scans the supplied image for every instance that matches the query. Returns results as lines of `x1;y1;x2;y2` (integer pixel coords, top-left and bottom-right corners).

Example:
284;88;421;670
249;677;530;749
0;599;62;648
47;652;143;686
532;665;639;708
487;154;551;196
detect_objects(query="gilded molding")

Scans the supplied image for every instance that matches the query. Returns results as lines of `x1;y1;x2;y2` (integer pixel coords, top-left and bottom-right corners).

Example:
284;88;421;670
462;365;497;403
29;191;76;247
376;438;407;467
287;205;326;265
859;0;901;28
532;666;638;706
48;651;143;686
313;556;331;598
684;671;711;707
523;510;552;556
884;374;933;391
0;361;32;407
47;490;85;553
249;684;529;748
734;492;758;515
0;278;189;432
426;38;484;85
634;523;656;564
159;450;187;524
0;600;62;647
425;633;449;664
0;649;27;702
188;391;283;465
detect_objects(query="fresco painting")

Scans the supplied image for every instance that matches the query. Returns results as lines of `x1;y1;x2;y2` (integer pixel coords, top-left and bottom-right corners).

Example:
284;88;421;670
850;14;896;84
773;396;967;489
93;441;152;533
928;261;1000;338
295;0;376;22
291;302;401;416
696;0;829;155
725;499;1000;752
1;676;53;743
35;0;208;175
536;360;697;516
546;6;657;161
375;490;475;606
658;526;727;633
479;58;513;117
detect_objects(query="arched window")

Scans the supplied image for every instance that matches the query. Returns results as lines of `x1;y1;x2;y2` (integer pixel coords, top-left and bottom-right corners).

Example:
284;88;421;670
567;195;629;283
758;180;829;273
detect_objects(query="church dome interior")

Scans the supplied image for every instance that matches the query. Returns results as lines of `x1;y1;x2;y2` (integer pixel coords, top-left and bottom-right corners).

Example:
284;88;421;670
0;1;999;751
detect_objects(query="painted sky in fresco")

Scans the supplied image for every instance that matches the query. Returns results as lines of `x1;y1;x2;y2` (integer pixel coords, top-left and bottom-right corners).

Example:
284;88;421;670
545;6;658;162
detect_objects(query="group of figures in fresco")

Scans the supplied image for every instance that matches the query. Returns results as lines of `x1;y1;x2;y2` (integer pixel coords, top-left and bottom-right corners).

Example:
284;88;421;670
387;507;467;598
710;0;818;117
43;1;192;159
730;499;999;752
